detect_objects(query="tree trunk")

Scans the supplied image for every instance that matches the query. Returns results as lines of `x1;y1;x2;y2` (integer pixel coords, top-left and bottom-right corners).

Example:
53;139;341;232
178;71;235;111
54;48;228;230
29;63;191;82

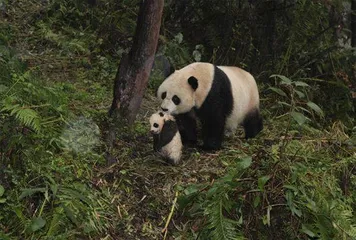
352;0;356;48
109;0;164;124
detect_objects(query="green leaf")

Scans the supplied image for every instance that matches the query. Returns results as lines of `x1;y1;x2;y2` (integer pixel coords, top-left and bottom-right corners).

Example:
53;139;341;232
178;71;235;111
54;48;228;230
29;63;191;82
258;176;271;191
236;156;252;170
0;198;6;203
253;195;261;207
278;101;292;107
19;188;47;200
294;90;305;98
0;185;4;197
290;111;307;125
269;87;287;97
306;101;324;116
301;224;316;237
270;74;292;85
293;81;309;87
30;217;46;232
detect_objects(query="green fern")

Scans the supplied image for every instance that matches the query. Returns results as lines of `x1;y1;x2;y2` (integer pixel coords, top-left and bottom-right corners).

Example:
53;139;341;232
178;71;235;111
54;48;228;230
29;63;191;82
1;102;41;133
205;198;243;240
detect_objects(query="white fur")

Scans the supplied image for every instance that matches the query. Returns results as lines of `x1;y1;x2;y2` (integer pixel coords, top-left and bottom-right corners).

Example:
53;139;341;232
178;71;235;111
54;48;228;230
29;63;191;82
149;111;182;164
157;62;260;133
217;66;260;133
160;133;182;164
157;62;214;114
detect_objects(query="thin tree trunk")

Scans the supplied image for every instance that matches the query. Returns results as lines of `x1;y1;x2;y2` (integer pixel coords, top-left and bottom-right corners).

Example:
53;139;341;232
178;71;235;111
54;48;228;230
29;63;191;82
109;0;164;124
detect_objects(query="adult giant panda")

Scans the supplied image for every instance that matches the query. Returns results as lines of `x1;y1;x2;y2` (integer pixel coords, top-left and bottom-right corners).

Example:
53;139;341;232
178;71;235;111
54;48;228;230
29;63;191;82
156;62;263;150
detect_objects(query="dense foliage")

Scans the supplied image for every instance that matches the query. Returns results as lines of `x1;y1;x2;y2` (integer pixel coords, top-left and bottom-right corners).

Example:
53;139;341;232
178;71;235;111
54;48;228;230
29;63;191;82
0;0;355;239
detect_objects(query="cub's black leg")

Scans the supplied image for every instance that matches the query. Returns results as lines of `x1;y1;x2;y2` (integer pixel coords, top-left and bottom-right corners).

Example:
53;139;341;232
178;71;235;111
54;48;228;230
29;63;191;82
201;117;225;150
243;109;263;139
175;110;197;146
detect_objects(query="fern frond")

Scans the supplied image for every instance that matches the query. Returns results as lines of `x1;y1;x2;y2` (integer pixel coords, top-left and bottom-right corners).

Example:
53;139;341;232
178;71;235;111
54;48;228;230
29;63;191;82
1;103;41;133
205;197;243;240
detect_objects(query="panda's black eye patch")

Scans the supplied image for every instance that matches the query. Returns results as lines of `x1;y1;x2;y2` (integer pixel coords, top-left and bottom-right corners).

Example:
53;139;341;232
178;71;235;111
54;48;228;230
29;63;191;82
153;123;159;128
161;92;166;99
159;112;164;117
172;95;181;105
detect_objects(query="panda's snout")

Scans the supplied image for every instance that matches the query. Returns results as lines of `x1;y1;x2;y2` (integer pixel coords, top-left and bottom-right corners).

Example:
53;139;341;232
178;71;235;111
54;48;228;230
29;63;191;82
150;129;158;135
161;107;168;112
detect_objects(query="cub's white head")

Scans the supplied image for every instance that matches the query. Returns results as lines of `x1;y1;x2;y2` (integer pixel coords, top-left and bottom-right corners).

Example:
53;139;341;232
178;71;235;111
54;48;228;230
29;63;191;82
149;111;174;134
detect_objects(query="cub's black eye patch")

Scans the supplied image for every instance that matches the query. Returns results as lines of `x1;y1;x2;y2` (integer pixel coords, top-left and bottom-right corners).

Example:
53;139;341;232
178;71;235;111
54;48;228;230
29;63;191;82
153;123;159;128
159;112;164;117
172;95;181;105
161;92;166;99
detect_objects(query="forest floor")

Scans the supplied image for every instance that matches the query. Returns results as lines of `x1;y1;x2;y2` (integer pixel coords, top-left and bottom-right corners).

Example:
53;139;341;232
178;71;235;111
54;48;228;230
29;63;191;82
1;1;355;240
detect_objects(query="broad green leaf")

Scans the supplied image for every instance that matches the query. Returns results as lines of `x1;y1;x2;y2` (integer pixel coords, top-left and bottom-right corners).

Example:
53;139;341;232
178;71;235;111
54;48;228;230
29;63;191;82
294;90;305;98
0;198;6;203
258;175;271;191
306;101;324;116
30;217;46;232
290;111;307;125
270;74;292;85
269;87;287;97
0;185;4;197
293;81;309;87
237;156;252;170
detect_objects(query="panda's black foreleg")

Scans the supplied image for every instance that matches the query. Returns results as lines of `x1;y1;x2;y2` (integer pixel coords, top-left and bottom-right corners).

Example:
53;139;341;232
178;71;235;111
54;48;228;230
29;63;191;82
201;118;225;151
175;111;197;146
243;108;263;139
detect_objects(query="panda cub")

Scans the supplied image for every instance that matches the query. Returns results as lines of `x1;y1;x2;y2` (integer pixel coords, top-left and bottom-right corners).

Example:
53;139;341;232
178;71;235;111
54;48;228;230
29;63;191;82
149;111;182;164
157;62;263;150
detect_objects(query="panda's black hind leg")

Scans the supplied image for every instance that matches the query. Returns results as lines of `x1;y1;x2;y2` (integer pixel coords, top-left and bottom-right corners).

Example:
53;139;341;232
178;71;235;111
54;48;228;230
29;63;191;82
243;108;263;139
200;117;225;151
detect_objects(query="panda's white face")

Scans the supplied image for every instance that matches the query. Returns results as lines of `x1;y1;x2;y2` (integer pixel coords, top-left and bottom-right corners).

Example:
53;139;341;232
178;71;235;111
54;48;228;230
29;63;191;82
157;73;196;115
157;62;215;115
149;112;166;134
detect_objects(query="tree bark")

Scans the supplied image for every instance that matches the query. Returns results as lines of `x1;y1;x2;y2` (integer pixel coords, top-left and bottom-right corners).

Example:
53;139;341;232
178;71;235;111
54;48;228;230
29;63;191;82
109;0;164;124
352;0;356;48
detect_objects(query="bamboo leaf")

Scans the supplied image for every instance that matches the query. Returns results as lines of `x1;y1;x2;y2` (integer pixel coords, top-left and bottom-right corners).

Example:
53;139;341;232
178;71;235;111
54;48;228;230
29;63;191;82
306;101;324;116
269;87;287;97
270;74;292;85
290;111;307;125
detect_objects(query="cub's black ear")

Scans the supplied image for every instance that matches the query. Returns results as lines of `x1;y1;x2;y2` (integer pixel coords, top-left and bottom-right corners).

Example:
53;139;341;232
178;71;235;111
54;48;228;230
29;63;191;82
188;76;198;91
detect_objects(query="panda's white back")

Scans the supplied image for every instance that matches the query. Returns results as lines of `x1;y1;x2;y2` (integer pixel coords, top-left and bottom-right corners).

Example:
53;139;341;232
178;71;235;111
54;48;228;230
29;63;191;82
217;66;260;130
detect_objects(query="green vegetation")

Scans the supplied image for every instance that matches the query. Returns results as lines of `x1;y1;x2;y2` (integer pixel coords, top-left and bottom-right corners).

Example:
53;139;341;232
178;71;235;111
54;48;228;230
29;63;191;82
0;0;355;239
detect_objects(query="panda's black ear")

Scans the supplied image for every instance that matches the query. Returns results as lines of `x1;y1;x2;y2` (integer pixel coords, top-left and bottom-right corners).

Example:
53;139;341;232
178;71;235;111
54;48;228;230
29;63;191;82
188;76;198;91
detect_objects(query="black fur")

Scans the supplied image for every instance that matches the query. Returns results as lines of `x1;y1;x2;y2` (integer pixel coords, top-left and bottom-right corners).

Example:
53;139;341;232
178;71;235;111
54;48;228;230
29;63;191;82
153;120;178;151
188;76;198;90
242;108;263;139
175;110;197;146
195;66;233;150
